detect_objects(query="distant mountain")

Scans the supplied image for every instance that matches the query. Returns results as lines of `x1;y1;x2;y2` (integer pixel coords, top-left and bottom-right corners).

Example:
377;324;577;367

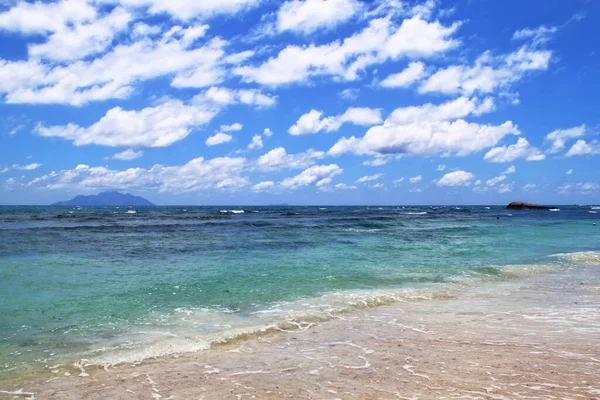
52;191;155;206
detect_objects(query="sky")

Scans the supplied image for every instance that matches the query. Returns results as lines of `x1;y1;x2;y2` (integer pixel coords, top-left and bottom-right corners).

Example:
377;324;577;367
0;0;599;205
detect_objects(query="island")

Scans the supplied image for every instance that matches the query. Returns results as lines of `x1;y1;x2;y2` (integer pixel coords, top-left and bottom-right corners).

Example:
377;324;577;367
506;201;553;210
51;191;155;206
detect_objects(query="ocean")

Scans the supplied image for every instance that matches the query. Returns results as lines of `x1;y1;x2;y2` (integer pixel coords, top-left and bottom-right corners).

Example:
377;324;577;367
1;205;599;383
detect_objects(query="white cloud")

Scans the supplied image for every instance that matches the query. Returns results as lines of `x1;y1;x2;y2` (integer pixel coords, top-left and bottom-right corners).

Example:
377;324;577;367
502;165;516;174
558;182;599;195
565;139;600;157
256;147;325;171
363;158;389;167
252;181;275;192
380;61;427;87
276;0;360;35
37;99;219;147
437;164;446;171
544;125;586;154
357;173;383;183
513;25;558;46
108;149;144;160
101;0;262;21
12;163;42;171
235;15;459;86
0;28;263;106
339;88;359;100
262;128;273;137
369;182;384;188
436;170;474;186
419;46;551;96
328;97;515;158
566;169;573;175
0;0;97;34
221;123;243;132
333;183;357;190
206;132;232;146
523;183;538;192
409;175;422;183
289;107;382;135
248;134;263;150
199;87;277;107
393;177;404;184
495;182;513;193
28;7;132;62
27;156;249;192
280;164;343;189
486;175;506;186
484;138;545;163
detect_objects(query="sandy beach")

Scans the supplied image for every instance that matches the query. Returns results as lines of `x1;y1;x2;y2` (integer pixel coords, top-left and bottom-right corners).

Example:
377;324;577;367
2;261;599;400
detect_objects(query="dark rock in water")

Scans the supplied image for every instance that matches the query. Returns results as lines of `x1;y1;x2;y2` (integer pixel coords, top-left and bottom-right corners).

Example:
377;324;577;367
52;191;155;206
506;201;553;210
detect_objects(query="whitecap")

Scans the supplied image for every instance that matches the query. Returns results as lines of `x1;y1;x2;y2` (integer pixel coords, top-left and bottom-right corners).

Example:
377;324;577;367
591;206;600;210
220;210;244;214
589;211;598;214
551;251;600;264
548;208;560;212
125;210;136;214
405;212;427;215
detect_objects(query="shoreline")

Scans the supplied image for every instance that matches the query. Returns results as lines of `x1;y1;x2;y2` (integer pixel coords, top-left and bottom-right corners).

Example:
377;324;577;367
2;262;599;399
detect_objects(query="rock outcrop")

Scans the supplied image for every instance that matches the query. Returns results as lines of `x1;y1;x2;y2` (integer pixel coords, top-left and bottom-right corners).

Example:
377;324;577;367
506;201;553;210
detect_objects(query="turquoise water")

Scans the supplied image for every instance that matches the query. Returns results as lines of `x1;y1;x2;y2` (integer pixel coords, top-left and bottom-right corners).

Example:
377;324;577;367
1;205;599;379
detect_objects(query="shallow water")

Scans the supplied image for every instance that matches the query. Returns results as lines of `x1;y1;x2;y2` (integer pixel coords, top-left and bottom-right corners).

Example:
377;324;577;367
1;205;599;380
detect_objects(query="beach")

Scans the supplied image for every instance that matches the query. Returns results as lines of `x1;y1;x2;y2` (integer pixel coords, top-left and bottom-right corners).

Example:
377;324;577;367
1;206;599;398
2;257;599;399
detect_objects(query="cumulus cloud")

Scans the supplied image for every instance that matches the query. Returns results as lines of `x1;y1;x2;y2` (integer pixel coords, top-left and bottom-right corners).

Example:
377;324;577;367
513;24;558;46
566;169;573;175
328;97;516;158
37;99;219;147
262;128;273;137
380;61;427;87
289;107;382;135
248;134;263;150
252;181;275;192
363;157;389;167
11;163;42;171
108;149;144;160
409;175;422;183
419;46;551;96
484;138;545;163
28;7;132;62
206;132;232;146
502;165;516;174
255;147;325;171
0;0;97;34
276;0;360;35
26;156;249;192
544;125;586;154
0;26;260;105
280;164;343;189
235;15;459;86
558;182;599;195
437;164;446;171
339;88;359;100
436;170;474;186
221;122;243;132
564;139;600;157
99;0;262;21
357;173;383;183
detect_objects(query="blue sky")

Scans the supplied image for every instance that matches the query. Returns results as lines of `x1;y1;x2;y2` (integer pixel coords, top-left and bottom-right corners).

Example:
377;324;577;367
0;0;599;205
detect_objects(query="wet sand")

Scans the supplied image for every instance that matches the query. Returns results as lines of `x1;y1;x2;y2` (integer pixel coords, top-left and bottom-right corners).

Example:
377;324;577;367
2;265;599;399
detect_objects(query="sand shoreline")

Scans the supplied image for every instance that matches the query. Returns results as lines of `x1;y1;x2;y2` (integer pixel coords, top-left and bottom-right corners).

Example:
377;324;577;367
2;266;599;399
